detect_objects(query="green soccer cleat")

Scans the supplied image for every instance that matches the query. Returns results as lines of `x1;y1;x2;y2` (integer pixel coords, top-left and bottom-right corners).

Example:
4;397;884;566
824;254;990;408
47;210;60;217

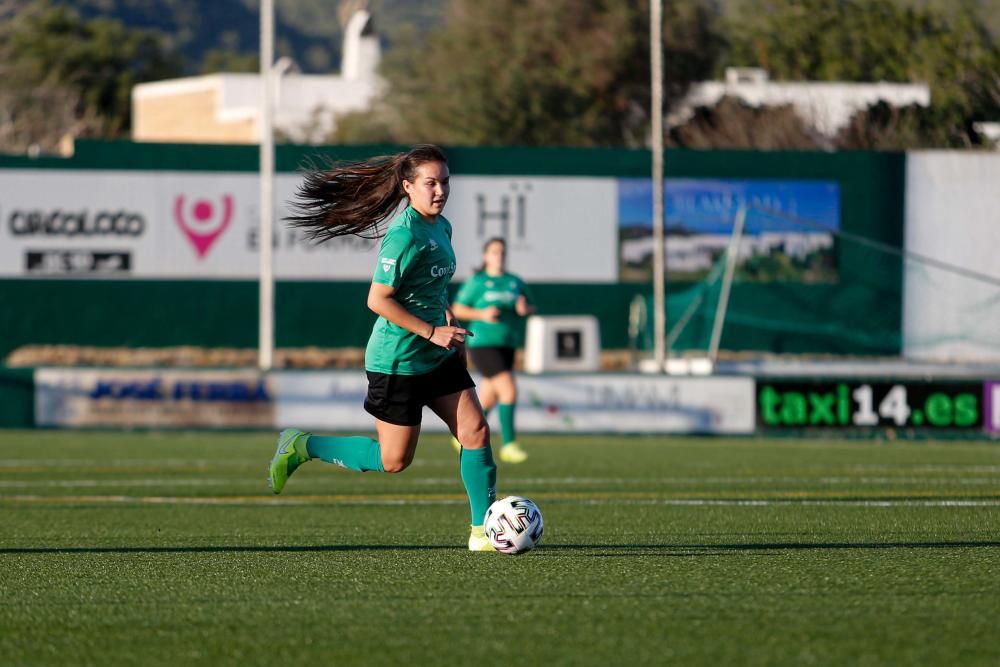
268;428;311;494
468;525;496;552
498;441;528;464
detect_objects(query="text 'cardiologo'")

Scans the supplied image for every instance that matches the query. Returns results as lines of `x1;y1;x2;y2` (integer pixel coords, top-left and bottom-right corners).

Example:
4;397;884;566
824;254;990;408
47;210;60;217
8;209;145;236
174;194;233;259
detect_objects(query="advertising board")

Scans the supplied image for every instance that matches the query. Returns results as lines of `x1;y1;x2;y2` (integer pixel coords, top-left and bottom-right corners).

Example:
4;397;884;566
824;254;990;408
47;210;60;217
984;381;1000;435
35;368;275;428
276;372;756;435
0;170;617;282
618;178;840;282
756;380;984;431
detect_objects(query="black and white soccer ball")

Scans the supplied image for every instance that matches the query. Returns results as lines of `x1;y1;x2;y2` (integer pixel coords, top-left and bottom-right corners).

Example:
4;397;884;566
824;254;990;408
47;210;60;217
483;496;544;554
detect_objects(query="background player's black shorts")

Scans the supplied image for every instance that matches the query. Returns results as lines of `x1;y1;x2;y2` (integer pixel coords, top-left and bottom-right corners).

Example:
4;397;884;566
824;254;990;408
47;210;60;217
363;352;476;426
468;346;516;378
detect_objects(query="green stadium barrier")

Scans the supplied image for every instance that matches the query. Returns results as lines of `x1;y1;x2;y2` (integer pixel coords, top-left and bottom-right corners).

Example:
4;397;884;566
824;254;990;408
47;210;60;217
0;367;34;428
0;281;648;355
0;141;904;358
652;282;903;355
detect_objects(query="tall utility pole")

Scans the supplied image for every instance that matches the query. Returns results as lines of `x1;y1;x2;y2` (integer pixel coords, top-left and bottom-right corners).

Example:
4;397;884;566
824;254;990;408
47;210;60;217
258;0;275;371
650;0;666;371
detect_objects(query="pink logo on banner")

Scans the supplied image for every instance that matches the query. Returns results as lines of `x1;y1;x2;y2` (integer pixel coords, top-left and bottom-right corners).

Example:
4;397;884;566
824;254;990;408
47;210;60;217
174;194;234;258
986;382;1000;434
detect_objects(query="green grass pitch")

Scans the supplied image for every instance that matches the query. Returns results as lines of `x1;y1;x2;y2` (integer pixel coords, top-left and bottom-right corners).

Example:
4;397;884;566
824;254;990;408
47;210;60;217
1;430;999;666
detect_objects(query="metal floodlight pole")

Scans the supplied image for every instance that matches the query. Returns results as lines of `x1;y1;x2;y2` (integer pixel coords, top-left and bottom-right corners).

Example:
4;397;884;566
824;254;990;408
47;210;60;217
258;0;275;371
650;0;666;371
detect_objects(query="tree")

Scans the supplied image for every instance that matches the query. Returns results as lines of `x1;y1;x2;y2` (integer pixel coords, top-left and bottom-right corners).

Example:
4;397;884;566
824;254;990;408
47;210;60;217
835;102;945;149
331;0;722;147
0;0;182;154
724;0;1000;148
200;48;259;74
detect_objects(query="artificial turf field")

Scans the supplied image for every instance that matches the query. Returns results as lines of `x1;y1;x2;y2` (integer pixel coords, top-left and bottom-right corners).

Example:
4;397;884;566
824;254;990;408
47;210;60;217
1;431;998;666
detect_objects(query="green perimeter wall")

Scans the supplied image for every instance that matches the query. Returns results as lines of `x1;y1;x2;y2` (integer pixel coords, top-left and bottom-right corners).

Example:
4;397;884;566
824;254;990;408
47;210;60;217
0;141;904;357
0;367;33;427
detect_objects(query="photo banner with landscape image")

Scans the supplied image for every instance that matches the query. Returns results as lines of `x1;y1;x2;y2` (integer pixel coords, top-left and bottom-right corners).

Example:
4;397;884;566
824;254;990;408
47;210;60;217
618;179;841;283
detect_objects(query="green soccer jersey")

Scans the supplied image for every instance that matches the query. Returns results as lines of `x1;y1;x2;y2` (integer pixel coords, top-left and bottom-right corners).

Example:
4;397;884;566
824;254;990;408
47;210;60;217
364;206;457;375
454;271;534;348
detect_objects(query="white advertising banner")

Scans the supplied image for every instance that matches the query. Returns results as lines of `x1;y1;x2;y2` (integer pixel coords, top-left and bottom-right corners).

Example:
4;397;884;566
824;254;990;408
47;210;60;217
33;367;754;433
275;372;756;435
35;368;275;428
0;170;617;282
904;152;1000;361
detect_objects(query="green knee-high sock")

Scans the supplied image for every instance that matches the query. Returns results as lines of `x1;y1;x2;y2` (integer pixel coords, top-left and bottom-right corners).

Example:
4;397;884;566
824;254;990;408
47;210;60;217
460;446;497;526
498;403;517;446
306;435;384;472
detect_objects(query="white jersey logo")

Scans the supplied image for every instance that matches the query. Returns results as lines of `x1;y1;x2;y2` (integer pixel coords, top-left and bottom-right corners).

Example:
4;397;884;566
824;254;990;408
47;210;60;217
430;262;456;278
381;257;396;272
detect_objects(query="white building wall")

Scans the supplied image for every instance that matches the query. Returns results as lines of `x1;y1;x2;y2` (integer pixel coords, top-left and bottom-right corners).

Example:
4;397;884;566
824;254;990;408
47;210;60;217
669;69;931;138
903;151;1000;361
131;10;382;144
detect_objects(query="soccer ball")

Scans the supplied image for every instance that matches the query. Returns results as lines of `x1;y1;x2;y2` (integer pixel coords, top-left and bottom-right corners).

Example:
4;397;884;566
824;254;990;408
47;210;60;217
483;496;544;554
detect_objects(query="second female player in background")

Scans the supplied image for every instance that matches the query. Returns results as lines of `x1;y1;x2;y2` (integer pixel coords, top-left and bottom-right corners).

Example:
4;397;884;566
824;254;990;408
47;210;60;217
451;237;536;463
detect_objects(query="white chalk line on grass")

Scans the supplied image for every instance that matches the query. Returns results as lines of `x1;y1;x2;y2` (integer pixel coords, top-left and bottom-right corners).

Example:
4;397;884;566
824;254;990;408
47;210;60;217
405;476;1000;487
2;494;999;508
0;494;451;506
0;459;234;467
1;459;999;472
840;464;1000;474
0;458;452;472
0;475;998;494
1;475;997;489
572;498;1000;508
0;479;242;488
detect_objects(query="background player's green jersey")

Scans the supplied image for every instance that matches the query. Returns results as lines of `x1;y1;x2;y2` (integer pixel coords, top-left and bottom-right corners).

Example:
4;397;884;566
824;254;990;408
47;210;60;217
365;206;456;375
454;271;534;348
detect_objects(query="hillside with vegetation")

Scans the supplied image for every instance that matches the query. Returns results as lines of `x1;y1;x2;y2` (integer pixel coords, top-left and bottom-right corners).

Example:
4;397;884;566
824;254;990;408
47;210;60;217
0;0;996;153
1;0;446;74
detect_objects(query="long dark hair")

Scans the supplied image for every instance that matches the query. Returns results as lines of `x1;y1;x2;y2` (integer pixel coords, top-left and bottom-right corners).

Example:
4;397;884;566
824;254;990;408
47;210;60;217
286;144;448;243
477;236;506;273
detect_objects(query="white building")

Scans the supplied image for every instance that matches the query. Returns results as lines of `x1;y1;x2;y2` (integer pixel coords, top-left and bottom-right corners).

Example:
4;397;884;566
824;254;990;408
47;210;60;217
131;10;381;144
668;68;931;138
973;122;1000;148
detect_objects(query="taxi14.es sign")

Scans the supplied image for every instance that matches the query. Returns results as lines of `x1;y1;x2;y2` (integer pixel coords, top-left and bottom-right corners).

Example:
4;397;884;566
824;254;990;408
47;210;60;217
757;381;983;430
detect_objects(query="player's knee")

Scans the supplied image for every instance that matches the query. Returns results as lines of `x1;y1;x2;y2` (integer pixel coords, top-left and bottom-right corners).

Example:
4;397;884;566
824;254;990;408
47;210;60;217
458;418;490;450
497;379;517;404
381;454;410;473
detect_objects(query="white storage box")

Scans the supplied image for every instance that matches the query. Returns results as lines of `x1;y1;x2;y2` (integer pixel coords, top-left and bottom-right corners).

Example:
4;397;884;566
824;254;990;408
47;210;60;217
523;315;601;373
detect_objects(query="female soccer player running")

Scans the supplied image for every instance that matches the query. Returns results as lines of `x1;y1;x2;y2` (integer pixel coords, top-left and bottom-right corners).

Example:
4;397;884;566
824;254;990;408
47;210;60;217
267;145;498;552
451;238;536;464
